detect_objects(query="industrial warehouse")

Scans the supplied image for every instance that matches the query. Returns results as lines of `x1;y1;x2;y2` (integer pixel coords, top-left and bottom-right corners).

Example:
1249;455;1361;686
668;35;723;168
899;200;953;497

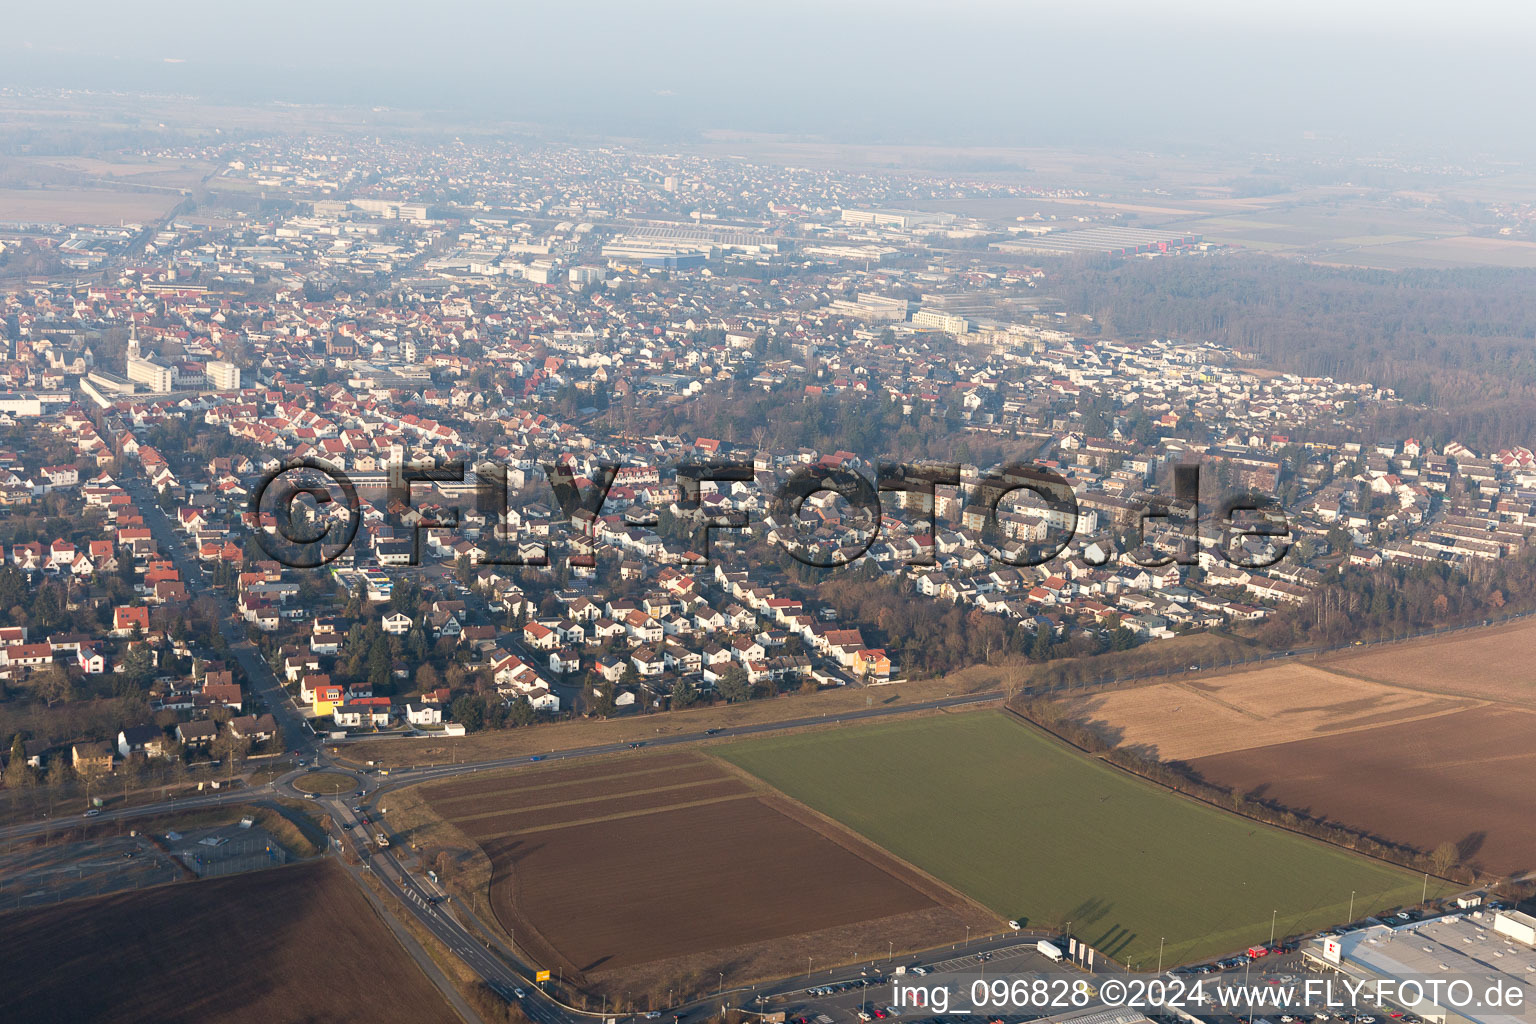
1301;909;1536;1024
990;225;1204;256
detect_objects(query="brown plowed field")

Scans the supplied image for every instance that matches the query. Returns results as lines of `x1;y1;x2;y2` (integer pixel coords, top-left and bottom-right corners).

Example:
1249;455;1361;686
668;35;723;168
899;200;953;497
420;752;982;983
1186;705;1536;876
0;860;456;1024
433;763;737;819
429;753;703;801
455;779;754;837
1317;617;1536;705
1062;663;1482;761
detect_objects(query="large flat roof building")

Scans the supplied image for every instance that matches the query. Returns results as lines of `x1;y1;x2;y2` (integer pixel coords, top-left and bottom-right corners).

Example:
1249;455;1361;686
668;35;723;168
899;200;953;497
126;355;175;393
990;227;1203;257
1302;912;1536;1024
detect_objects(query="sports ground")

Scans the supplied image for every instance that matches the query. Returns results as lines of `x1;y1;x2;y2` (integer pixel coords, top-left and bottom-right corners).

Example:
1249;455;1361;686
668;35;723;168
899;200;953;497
718;711;1438;967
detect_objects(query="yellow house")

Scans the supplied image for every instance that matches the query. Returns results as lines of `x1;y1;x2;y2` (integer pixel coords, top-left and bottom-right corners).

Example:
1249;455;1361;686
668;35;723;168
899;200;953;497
853;648;892;679
312;684;345;717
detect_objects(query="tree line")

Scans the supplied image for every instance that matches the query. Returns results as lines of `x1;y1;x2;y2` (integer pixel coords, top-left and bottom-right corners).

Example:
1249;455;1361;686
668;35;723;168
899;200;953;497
1057;254;1536;450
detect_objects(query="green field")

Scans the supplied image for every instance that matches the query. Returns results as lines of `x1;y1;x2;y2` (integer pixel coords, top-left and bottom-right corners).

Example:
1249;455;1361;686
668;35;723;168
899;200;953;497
718;712;1438;968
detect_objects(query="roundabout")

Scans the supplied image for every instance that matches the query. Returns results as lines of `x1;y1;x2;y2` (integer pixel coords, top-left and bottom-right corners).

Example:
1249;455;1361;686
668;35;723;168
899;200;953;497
291;771;358;796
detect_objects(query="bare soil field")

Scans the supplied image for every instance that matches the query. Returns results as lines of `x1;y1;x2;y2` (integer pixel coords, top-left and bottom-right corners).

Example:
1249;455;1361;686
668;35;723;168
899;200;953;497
0;187;180;225
1062;663;1482;760
12;155;212;188
1317;617;1536;704
416;752;984;989
1186;705;1536;876
0;859;458;1024
1337;235;1536;270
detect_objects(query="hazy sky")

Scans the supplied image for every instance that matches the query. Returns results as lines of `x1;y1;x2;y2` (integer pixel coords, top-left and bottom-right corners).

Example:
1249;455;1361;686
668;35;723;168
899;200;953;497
6;1;1535;154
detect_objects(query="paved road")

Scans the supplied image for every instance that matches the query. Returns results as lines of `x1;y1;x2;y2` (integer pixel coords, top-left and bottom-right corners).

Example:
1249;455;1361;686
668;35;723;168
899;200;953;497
122;477;319;757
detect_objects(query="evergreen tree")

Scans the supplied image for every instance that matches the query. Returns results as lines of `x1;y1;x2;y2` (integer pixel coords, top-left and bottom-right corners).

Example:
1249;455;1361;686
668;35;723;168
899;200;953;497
671;676;700;709
508;695;535;727
716;665;752;703
6;733;33;788
367;635;393;692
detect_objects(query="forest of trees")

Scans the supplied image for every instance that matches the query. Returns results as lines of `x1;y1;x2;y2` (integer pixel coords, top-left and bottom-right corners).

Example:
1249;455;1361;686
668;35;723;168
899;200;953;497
1256;545;1536;649
1058;255;1536;449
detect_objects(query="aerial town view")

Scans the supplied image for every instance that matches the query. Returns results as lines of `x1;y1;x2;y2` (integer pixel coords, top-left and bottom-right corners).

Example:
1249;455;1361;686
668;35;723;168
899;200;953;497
4;3;1536;1023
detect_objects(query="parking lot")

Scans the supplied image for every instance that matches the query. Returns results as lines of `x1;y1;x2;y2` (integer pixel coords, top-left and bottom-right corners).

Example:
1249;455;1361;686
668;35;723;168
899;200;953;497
767;943;1064;1024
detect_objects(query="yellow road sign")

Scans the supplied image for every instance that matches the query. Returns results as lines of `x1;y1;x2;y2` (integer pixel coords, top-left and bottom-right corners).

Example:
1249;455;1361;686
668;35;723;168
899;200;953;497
536;970;551;983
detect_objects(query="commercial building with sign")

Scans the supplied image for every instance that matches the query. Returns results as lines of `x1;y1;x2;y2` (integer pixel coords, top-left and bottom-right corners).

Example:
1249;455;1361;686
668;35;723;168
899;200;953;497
1302;911;1536;1024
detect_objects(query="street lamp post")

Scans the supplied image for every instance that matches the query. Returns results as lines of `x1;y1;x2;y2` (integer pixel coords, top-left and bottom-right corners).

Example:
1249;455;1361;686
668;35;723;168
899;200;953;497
1348;890;1356;922
1157;937;1165;974
1270;909;1277;945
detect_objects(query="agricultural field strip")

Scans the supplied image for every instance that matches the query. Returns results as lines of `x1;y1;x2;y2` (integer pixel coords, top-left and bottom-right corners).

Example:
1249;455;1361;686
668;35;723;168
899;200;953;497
420;752;964;976
718;711;1431;966
424;763;726;811
1313;618;1536;705
1185;705;1536;876
451;777;753;835
485;793;946;973
1065;664;1484;760
0;860;457;1024
462;790;757;839
437;776;750;826
421;756;703;803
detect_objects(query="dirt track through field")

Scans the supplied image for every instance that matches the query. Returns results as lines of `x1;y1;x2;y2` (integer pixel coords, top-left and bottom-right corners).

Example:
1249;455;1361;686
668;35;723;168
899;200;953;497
445;776;751;827
467;790;758;838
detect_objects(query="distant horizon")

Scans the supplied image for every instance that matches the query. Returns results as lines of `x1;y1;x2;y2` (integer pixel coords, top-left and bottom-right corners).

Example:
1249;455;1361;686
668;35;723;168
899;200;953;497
5;1;1536;158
